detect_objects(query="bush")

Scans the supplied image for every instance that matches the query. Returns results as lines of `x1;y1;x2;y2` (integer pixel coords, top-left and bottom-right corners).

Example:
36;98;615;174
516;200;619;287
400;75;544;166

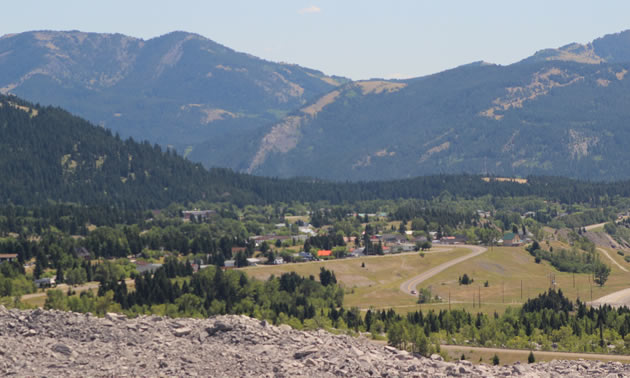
484;280;489;287
618;250;625;256
625;256;630;263
492;354;500;366
528;351;535;364
458;273;473;285
535;256;541;264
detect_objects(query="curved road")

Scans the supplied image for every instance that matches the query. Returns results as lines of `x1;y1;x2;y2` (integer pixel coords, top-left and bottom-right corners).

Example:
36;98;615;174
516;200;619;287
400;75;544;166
598;247;628;273
400;245;487;295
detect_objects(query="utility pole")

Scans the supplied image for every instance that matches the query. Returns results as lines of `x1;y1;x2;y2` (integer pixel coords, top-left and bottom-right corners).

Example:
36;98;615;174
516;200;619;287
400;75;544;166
479;285;481;308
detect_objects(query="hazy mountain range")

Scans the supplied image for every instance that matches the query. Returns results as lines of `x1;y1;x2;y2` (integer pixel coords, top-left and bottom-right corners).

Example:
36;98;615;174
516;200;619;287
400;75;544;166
2;29;630;180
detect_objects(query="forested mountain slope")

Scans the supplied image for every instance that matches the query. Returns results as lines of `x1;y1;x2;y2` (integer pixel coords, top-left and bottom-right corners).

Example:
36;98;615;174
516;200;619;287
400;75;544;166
5;95;630;209
242;30;630;180
0;30;344;164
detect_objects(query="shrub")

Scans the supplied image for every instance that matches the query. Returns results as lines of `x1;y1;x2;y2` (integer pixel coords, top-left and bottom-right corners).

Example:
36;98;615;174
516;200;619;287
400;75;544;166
527;351;535;364
625;256;630;263
618;250;625;256
492;354;500;366
484;280;489;287
458;273;473;285
535;256;541;264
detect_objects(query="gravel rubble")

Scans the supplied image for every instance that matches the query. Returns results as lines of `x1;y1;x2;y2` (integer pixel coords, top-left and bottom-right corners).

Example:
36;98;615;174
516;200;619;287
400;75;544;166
1;306;629;377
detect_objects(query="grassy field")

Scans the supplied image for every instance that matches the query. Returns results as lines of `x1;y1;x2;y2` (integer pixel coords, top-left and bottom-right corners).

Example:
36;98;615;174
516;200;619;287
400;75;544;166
419;246;630;315
243;244;630;315
242;247;468;309
441;345;630;365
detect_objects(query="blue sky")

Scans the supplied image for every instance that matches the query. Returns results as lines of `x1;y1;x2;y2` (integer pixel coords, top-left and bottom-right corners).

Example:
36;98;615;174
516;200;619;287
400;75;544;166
3;1;630;80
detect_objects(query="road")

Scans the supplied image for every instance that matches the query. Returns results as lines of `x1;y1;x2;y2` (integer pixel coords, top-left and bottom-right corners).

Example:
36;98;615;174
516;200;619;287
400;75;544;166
598;247;628;273
585;222;608;231
590;287;630;308
399;245;487;295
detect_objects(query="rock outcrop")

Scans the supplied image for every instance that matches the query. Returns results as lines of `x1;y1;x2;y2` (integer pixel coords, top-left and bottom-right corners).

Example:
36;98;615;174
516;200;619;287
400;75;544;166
0;306;629;377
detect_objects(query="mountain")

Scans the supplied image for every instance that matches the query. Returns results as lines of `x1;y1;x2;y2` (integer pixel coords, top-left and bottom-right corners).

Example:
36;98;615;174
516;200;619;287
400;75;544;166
0;30;345;164
4;30;630;181
6;94;630;208
238;30;630;180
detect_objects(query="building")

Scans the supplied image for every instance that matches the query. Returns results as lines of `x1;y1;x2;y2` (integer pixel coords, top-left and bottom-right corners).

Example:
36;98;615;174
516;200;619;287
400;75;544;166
317;250;332;258
0;253;18;263
182;209;215;221
34;277;56;288
502;232;521;247
273;257;285;265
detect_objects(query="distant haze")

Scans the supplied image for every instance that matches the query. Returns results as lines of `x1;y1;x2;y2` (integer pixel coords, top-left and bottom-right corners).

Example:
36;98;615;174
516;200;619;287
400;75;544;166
3;0;630;79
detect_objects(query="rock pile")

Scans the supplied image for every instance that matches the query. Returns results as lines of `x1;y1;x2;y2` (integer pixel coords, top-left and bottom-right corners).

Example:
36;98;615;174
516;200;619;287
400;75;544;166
0;306;629;377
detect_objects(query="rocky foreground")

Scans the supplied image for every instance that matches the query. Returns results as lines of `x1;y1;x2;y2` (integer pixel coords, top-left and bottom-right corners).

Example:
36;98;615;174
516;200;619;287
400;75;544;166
0;306;629;377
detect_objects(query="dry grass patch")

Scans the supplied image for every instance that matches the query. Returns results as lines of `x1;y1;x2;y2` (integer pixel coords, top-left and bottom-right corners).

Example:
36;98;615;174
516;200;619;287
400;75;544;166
421;247;630;312
242;248;468;309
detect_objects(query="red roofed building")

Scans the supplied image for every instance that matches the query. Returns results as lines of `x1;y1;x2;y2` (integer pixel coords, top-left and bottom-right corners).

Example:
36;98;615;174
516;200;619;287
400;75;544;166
317;250;332;257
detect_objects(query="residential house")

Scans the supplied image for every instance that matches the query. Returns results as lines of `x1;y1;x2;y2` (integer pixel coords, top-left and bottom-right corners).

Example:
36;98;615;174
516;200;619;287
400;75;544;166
502;232;521;247
349;247;365;258
440;235;467;245
381;234;408;245
74;247;91;260
182;209;215;221
273;257;285;265
223;260;236;269
246;258;262;266
317;250;332;258
34;277;56;288
0;253;18;263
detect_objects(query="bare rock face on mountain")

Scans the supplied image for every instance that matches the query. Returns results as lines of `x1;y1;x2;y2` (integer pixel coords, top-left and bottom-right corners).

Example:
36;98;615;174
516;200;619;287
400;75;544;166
1;306;629;377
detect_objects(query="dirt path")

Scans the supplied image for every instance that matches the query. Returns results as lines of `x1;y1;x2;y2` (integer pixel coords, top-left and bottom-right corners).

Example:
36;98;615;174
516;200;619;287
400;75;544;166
590;287;630;308
598;247;628;272
585;222;608;231
399;245;487;295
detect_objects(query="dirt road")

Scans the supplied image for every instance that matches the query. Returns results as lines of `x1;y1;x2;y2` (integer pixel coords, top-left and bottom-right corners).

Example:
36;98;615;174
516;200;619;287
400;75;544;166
590;287;630;308
598;247;628;272
399;245;487;295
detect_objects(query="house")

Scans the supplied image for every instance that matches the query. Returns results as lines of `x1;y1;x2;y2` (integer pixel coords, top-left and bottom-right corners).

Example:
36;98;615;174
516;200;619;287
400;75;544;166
382;234;408;245
182;209;215;221
231;247;247;255
73;247;91;260
273;257;285;265
413;236;428;243
34;277;56;288
0;253;18;263
295;251;316;261
502;232;521;247
349;247;365;258
389;243;416;253
246;258;261;266
224;260;236;269
317;250;332;258
440;235;467;245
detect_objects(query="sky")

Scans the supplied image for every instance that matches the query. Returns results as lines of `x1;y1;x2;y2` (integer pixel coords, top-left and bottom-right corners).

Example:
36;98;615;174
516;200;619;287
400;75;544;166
3;1;630;80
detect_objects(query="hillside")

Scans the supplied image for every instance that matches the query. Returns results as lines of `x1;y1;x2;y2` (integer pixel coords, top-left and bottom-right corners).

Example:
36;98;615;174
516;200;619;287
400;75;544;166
2;307;628;377
0;30;344;164
239;30;630;180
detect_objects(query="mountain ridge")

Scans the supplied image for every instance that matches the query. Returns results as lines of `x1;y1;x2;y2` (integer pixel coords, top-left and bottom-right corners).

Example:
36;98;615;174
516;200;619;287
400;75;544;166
3;29;630;180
